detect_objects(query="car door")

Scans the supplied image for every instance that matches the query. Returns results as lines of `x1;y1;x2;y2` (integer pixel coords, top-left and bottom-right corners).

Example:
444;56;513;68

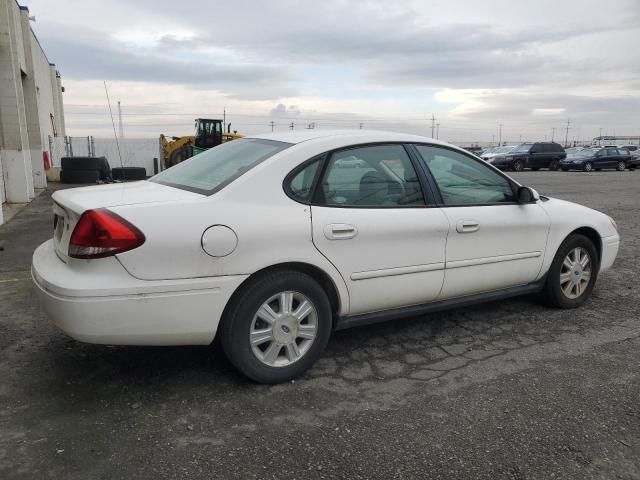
413;144;550;299
605;148;619;168
529;144;544;168
308;144;450;315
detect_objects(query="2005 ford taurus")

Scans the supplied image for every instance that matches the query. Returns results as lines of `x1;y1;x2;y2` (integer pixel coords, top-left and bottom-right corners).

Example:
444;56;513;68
32;130;620;383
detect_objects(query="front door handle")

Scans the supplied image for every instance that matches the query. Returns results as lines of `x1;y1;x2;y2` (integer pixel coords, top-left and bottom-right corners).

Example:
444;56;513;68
456;219;480;233
324;223;358;240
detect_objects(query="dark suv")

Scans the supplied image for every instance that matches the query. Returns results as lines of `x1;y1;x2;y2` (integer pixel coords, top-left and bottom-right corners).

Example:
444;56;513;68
492;142;566;171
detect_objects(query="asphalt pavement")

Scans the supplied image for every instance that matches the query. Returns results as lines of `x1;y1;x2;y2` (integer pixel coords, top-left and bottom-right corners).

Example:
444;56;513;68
0;171;638;479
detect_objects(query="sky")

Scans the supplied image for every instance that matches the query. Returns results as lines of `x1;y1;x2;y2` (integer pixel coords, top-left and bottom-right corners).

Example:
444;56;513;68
24;0;640;145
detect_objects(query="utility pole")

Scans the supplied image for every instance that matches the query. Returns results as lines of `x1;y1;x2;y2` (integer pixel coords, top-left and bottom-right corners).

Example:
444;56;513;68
436;123;440;140
430;114;436;138
117;101;124;139
492;134;495;145
269;120;275;132
290;121;294;130
564;118;571;147
359;122;363;129
223;107;226;129
551;127;556;142
498;122;503;146
599;127;603;145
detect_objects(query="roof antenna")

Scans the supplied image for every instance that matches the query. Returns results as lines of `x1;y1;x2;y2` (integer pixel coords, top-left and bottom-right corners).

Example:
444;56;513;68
103;81;124;170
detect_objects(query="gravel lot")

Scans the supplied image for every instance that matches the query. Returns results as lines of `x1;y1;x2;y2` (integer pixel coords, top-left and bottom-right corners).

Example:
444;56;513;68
1;171;638;479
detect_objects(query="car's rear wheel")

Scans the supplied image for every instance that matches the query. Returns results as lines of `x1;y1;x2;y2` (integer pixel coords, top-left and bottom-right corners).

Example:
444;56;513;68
543;234;598;308
513;160;524;171
220;271;332;383
616;161;626;171
583;162;593;172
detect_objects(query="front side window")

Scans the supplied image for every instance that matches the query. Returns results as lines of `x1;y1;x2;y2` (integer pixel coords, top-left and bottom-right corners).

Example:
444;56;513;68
151;139;290;195
320;145;425;207
415;145;516;205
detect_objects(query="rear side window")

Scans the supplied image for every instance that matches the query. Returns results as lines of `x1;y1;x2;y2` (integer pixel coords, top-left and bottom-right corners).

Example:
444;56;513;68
151;139;290;195
287;159;321;203
320;145;425;207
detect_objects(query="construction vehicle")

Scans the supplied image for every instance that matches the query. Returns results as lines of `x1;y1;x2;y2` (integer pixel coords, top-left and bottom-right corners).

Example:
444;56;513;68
159;118;242;169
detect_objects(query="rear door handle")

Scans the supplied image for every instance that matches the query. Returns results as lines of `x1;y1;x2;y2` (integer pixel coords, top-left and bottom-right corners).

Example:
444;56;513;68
456;220;480;233
324;223;358;240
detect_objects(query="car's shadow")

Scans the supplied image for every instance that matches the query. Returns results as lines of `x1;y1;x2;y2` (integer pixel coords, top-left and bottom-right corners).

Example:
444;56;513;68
30;293;568;405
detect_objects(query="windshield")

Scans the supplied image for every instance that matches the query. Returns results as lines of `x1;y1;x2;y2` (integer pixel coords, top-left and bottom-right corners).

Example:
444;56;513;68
514;144;532;153
496;146;516;153
151;139;291;195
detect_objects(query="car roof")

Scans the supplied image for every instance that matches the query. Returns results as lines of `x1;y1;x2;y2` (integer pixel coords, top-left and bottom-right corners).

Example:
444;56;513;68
248;129;451;147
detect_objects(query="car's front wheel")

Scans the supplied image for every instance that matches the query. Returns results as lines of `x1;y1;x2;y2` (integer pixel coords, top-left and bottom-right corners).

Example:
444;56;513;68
513;160;524;171
220;271;332;383
616;161;626;171
543;234;598;308
550;160;559;171
583;162;593;172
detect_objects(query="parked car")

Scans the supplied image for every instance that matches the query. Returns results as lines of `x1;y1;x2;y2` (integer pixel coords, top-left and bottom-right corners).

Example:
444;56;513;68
481;145;517;163
491;142;566;171
32;130;620;383
560;147;629;172
628;150;640;170
619;145;638;152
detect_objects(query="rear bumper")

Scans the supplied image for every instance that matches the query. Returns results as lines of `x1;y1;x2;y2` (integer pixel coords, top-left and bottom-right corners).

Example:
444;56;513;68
32;240;248;345
600;234;620;272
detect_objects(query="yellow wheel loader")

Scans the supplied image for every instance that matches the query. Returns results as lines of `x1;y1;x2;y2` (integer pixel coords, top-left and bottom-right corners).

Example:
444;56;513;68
159;118;242;169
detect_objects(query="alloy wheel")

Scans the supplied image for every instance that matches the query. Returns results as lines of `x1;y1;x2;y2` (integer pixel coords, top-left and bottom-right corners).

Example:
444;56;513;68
249;291;318;367
617;161;626;171
513;160;523;171
559;247;592;299
584;162;593;172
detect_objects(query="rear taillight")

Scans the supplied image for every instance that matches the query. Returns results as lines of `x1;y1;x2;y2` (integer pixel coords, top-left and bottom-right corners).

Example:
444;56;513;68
69;209;145;259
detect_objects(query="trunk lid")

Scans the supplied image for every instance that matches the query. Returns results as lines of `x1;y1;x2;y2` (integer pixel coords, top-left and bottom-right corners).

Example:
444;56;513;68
51;181;203;261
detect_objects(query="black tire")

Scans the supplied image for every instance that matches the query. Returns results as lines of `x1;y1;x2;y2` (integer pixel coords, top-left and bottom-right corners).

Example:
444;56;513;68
531;167;540;171
543;234;598;309
616;161;626;171
513;160;524;172
583;162;593;172
61;156;104;171
549;160;559;171
220;271;332;383
561;167;569;172
111;167;147;181
60;169;100;184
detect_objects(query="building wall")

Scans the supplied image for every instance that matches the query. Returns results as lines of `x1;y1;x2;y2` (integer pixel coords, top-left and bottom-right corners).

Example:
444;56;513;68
0;0;64;225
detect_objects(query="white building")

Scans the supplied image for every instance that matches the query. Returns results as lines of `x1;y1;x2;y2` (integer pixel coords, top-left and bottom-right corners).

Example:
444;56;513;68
0;0;65;225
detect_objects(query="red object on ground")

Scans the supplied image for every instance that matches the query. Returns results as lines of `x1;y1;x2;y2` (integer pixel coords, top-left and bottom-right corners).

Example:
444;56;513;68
43;150;51;171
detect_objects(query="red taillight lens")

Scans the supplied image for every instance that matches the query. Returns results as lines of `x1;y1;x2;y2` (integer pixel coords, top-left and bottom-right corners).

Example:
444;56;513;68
69;209;145;259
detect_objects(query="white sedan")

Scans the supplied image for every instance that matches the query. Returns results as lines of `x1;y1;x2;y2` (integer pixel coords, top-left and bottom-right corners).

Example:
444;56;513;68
32;130;620;383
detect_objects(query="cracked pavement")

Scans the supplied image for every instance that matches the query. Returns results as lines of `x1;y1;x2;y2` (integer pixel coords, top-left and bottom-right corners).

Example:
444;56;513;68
0;171;638;479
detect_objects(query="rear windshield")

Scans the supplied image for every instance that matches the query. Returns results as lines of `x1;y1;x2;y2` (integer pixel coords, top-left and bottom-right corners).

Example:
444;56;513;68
151;139;291;195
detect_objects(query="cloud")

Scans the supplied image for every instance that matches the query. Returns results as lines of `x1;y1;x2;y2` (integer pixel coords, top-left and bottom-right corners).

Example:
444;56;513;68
24;0;640;141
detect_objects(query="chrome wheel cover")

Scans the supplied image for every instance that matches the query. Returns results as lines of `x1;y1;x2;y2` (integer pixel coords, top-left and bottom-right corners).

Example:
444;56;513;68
249;291;318;367
560;247;592;299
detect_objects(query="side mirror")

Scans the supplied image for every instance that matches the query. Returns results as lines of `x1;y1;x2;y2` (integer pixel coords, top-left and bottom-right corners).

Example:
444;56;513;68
517;186;540;203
